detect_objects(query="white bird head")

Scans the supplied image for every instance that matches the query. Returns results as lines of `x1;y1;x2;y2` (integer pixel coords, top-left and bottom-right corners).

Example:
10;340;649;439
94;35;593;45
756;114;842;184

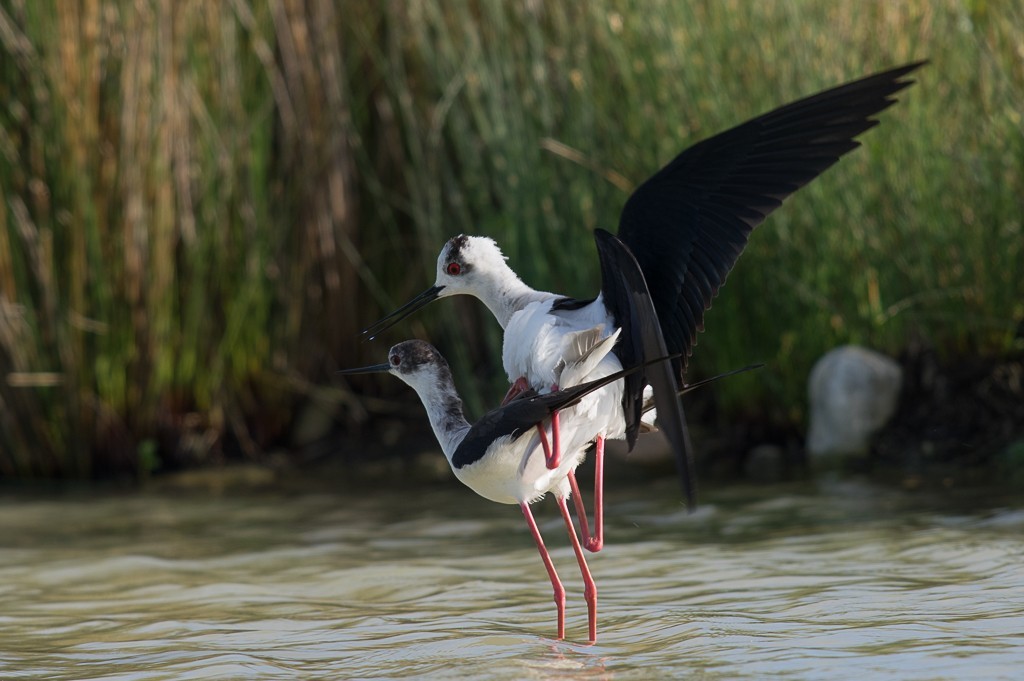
364;234;524;339
433;234;510;298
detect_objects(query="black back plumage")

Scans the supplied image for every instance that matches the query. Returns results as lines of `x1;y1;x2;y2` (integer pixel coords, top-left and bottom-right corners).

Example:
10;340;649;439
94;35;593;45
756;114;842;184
616;62;924;379
452;345;679;470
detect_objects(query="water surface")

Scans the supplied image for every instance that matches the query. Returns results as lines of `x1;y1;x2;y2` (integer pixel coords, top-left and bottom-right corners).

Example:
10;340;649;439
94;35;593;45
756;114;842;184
1;476;1021;679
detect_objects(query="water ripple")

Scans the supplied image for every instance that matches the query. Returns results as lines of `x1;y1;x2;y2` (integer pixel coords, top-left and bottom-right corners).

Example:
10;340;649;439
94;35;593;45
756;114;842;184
0;481;1022;679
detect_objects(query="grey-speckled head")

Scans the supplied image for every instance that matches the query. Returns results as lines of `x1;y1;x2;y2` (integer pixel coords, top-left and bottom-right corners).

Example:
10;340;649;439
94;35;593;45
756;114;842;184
340;339;467;455
339;339;455;398
379;339;455;395
386;340;447;376
340;339;448;380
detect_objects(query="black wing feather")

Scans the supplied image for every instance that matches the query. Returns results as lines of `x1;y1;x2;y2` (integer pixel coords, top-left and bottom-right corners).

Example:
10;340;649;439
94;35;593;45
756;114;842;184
452;347;681;470
617;61;924;378
593;229;696;510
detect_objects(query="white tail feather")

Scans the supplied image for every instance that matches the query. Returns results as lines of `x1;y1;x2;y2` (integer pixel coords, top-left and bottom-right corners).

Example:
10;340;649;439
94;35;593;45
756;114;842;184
557;326;621;388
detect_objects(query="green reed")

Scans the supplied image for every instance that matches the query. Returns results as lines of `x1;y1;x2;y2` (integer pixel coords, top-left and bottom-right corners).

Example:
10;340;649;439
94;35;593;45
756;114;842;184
1;0;1021;476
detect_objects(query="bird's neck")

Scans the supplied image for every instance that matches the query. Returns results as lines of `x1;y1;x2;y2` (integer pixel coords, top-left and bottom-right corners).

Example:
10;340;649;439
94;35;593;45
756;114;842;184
474;265;552;329
413;375;472;465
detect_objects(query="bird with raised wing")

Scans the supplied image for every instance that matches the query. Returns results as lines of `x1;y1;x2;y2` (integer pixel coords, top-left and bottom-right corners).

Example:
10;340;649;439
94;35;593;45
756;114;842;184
363;61;925;512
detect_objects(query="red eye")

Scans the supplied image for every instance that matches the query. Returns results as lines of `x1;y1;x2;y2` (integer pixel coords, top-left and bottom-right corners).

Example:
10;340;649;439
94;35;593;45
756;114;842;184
389;354;400;366
446;262;462;276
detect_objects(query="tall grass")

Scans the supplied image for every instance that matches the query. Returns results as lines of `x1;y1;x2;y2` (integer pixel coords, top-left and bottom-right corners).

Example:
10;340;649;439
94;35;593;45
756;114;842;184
1;0;1021;476
0;1;363;475
346;1;1024;421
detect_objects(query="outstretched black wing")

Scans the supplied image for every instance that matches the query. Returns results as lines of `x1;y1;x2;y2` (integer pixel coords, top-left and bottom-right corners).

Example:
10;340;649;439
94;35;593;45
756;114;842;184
593;228;696;510
617;62;924;379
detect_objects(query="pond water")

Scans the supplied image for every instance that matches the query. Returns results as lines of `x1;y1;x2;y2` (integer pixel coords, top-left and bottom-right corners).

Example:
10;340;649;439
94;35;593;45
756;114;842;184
0;473;1021;680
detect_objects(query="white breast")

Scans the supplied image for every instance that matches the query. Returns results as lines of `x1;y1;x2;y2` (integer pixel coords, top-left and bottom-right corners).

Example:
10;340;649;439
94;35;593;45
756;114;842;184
465;295;630;506
451;384;623;505
502;297;613;390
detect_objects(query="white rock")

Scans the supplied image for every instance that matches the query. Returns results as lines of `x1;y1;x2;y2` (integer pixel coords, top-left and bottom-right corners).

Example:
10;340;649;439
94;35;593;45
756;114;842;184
807;345;903;458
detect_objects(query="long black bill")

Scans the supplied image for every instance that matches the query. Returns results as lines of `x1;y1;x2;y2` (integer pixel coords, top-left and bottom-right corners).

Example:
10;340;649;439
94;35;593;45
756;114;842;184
362;285;444;341
337;363;391;376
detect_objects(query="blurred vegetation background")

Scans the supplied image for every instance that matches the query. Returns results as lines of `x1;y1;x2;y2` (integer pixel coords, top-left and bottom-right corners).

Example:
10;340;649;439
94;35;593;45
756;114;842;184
0;0;1021;478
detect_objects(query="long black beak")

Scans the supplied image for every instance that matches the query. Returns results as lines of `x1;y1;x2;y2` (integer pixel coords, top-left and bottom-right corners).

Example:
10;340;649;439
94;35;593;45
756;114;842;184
362;285;444;340
337;363;391;376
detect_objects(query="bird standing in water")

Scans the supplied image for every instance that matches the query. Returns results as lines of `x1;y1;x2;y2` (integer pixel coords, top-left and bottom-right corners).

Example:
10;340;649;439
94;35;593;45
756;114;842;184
355;61;924;641
341;332;677;642
364;61;924;531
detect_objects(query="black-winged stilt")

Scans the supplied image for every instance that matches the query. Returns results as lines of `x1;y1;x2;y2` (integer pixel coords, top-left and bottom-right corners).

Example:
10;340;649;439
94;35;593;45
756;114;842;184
363;61;924;499
340;333;680;642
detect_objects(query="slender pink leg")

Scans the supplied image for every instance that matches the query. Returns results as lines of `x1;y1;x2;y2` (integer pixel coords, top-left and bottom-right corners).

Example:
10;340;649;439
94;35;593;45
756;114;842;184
520;502;565;640
537;383;561;470
550;384;561;470
508;379;561;470
556;496;598;642
568;435;604;552
536;415;561;471
501;376;530;405
548;410;561;469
